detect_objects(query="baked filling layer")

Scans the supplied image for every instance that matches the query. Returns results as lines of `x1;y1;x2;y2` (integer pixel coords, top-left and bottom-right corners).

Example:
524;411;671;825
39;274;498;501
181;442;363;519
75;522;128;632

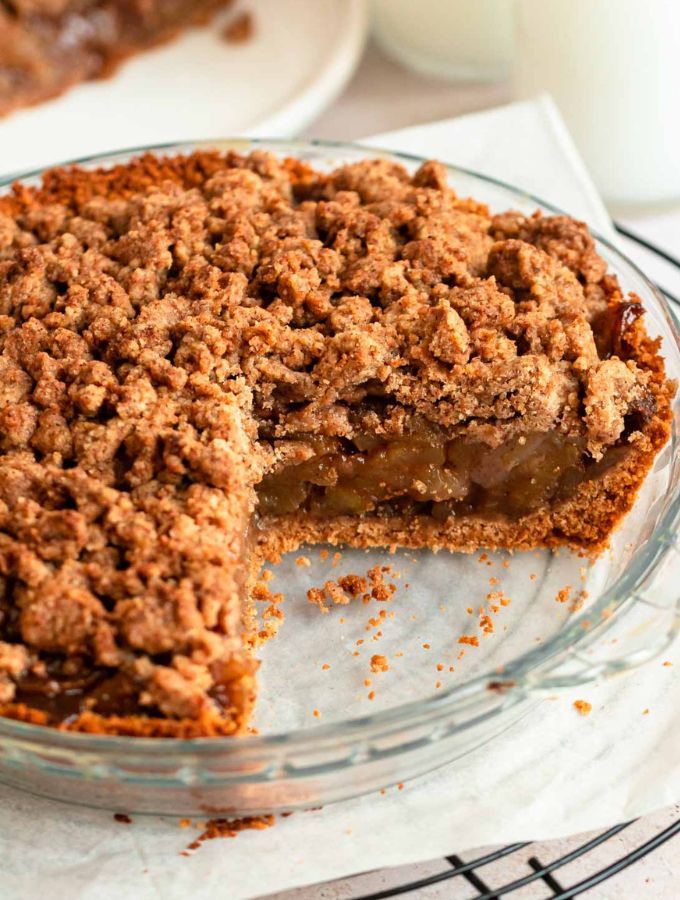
256;429;636;521
0;150;672;736
0;0;232;116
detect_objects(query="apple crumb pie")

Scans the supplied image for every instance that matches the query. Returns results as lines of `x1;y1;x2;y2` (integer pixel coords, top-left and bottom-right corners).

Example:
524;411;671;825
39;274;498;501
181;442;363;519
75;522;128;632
0;150;672;736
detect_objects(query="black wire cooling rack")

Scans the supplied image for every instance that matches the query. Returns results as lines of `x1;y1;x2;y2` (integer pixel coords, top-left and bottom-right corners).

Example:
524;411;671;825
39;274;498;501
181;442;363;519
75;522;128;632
283;227;680;900
347;817;680;900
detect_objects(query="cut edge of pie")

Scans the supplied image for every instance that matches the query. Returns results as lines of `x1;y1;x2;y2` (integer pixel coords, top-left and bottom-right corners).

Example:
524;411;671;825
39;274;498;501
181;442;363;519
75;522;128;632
0;149;673;738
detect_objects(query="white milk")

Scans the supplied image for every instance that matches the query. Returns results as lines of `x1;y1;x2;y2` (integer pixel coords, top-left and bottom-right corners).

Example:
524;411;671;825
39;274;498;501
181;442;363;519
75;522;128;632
371;0;515;82
515;0;680;206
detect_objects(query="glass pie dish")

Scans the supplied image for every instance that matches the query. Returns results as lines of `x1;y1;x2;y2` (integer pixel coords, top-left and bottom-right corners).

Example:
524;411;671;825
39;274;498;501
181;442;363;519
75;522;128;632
0;140;678;817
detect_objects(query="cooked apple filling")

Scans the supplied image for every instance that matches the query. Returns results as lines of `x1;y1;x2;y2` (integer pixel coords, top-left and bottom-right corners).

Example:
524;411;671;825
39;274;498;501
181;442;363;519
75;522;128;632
256;428;634;521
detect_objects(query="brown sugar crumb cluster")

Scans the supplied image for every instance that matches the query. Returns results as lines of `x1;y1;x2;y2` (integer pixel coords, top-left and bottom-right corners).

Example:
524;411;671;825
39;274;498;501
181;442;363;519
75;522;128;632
307;565;397;612
184;814;274;854
0;148;672;737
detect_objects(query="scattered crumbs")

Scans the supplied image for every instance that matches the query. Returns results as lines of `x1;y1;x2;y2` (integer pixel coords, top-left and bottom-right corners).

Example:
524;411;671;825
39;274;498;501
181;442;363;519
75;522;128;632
580;619;592;630
370;654;389;673
573;699;592;716
435;680;442;689
367;690;376;701
339;617;345;625
642;708;650;715
579;566;588;581
397;783;404;790
324;580;351;606
422;643;430;650
410;614;417;621
352;651;360;657
529;573;537;581
223;10;254;43
663;661;673;667
466;606;473;615
114;813;132;824
307;586;329;613
252;582;283;604
500;596;511;607
367;565;397;601
479;613;494;634
332;551;342;568
379;788;386;796
319;549;329;560
436;663;444;672
364;678;372;687
313;709;320;718
501;560;509;569
571;589;588;613
395;650;404;658
262;569;273;582
356;638;364;646
489;576;499;586
457;650;465;660
186;815;274;852
458;635;479;647
478;553;488;563
295;555;311;568
179;818;191;829
448;665;455;673
556;585;572;604
321;663;330;671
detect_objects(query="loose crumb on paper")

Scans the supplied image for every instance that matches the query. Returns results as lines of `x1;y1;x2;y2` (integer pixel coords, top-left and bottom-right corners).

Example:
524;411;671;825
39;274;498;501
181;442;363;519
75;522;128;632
370;654;389;673
458;635;479;647
573;699;592;716
184;815;274;853
556;585;572;604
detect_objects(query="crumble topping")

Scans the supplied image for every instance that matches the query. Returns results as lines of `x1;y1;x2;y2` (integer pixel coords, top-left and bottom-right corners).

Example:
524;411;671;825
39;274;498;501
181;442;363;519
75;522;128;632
0;150;671;733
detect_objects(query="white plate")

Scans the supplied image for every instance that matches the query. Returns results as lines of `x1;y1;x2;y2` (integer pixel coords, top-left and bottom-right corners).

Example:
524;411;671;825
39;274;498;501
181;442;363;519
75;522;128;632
0;0;367;177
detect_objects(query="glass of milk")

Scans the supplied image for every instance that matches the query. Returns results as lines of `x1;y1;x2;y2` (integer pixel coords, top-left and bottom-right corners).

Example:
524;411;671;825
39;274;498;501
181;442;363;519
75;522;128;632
515;0;680;206
371;0;516;82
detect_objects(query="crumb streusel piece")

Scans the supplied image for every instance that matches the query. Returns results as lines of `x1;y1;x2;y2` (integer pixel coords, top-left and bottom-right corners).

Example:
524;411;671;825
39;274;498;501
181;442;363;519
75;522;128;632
0;150;672;735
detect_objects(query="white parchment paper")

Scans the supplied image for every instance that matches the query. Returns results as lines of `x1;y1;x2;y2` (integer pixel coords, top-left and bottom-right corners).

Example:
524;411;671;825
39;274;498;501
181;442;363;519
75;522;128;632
0;98;678;900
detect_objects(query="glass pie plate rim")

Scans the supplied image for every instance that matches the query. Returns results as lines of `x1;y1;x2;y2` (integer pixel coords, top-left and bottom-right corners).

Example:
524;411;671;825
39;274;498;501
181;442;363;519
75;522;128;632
0;139;678;812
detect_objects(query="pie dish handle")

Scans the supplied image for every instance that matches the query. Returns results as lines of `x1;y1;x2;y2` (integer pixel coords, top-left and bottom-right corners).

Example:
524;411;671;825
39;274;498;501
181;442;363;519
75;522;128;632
524;538;680;692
